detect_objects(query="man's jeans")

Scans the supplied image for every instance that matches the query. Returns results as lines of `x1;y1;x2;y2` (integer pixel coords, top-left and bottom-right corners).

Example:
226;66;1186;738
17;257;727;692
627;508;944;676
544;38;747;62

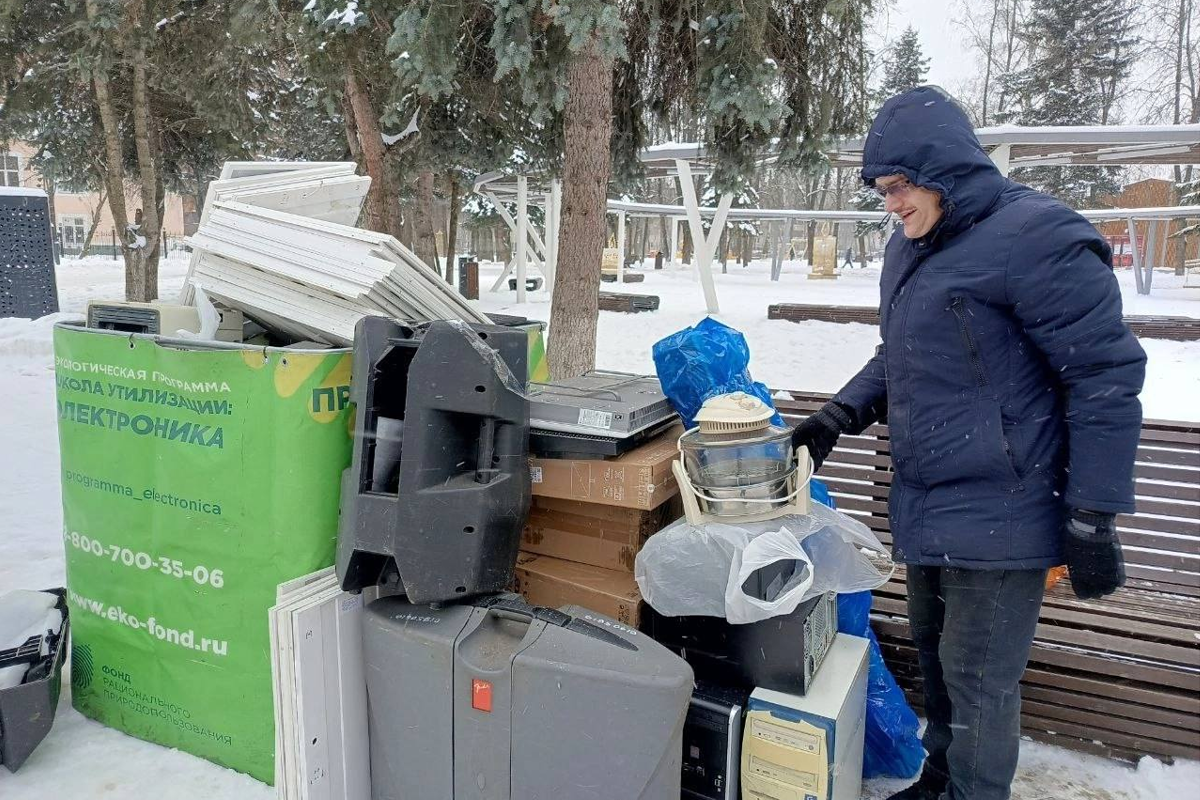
907;566;1047;800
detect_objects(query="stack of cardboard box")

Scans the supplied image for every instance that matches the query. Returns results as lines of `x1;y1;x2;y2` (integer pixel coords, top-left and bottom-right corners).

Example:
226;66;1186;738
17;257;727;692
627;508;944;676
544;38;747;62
513;426;684;627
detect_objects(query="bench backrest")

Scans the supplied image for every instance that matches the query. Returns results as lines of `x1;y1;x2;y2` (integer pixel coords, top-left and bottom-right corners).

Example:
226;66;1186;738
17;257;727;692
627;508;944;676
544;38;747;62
775;391;1200;595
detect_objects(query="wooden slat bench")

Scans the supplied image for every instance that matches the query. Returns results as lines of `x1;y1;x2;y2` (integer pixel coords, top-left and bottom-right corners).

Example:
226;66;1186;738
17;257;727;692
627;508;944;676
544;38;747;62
598;292;659;313
1124;315;1200;342
507;276;545;292
776;390;1200;763
600;272;646;283
768;304;1200;342
768;303;881;326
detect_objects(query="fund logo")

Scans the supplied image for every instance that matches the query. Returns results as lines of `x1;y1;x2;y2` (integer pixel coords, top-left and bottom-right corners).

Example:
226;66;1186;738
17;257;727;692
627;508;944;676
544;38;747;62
72;643;94;689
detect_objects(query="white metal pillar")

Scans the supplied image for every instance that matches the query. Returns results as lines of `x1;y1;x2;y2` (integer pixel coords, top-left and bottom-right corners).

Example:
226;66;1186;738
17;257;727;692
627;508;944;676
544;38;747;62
616;210;627;282
676;159;732;315
515;175;528;303
1145;219;1162;294
1127;217;1146;295
486;187;549;292
545;179;561;294
989;143;1012;177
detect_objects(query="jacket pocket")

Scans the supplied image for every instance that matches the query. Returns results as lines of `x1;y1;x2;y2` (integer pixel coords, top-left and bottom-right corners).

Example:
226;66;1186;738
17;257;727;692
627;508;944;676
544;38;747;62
998;419;1023;484
949;297;988;388
912;399;1021;488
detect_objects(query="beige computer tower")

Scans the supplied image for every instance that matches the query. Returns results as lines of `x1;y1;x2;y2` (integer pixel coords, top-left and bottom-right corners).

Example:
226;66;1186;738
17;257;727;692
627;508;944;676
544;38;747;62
741;633;869;800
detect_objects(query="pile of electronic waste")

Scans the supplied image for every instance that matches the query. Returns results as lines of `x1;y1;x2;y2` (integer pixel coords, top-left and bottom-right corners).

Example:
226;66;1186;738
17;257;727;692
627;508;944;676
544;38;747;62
321;316;695;800
62;158;879;797
267;314;877;800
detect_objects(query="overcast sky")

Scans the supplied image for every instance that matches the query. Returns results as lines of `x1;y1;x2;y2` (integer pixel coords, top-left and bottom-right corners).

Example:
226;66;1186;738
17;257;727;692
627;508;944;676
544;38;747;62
871;0;976;94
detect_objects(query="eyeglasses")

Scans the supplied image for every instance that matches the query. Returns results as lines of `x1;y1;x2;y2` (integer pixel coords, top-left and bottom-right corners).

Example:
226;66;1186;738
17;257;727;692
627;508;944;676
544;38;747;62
874;179;915;200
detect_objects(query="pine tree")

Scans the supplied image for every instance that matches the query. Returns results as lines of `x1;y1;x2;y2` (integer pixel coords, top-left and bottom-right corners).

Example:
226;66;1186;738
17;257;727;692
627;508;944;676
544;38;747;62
341;0;876;378
1176;173;1200;237
879;26;930;102
1001;0;1137;206
532;0;876;377
281;0;550;273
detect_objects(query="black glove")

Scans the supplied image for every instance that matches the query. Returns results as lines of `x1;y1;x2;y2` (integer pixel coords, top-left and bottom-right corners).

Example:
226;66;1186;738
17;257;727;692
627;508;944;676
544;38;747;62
1063;509;1126;600
791;402;855;472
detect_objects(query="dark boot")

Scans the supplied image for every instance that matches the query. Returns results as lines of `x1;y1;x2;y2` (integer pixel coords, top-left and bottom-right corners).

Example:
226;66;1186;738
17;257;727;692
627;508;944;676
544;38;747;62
885;768;949;800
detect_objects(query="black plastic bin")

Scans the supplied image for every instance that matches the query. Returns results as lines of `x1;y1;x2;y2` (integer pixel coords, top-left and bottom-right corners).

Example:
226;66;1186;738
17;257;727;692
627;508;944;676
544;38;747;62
0;588;69;772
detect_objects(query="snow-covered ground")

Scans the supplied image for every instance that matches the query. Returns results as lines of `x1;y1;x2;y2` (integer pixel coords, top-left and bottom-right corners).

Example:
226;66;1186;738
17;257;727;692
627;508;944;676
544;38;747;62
473;257;1200;422
1;253;1198;798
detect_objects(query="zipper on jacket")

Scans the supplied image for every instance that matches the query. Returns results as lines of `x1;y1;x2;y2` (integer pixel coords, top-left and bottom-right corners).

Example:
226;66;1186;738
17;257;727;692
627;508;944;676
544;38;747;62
1001;430;1025;489
949;297;988;388
1001;434;1020;478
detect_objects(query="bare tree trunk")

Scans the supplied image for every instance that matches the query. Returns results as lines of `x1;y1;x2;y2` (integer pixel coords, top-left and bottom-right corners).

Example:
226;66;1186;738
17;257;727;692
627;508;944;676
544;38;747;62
446;172;460;284
130;19;161;301
78;187;108;260
805;221;816;265
344;62;402;239
816;169;833;211
85;0;135;293
634;218;648;267
981;0;1001;125
658;180;669;258
412;170;439;272
403;212;415;251
44;171;58;258
548;41;613;380
997;0;1020;118
340;90;369;229
627;218;638;267
1187;0;1199;125
342;91;364;169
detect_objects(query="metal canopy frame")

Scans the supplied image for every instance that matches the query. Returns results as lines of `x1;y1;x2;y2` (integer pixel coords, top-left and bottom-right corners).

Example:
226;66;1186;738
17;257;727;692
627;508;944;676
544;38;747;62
474;124;1200;308
643;124;1200;173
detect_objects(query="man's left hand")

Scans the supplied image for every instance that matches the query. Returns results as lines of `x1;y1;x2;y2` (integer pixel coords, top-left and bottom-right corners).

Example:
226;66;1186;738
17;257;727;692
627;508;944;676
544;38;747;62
1063;509;1126;600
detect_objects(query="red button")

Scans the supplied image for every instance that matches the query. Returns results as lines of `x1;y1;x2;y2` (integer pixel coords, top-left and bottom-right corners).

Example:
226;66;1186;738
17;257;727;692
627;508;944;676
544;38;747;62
472;679;493;712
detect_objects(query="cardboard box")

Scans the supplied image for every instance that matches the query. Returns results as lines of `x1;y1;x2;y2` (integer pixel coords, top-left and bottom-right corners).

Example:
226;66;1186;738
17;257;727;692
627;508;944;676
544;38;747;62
528;426;683;510
521;495;683;572
512;552;645;628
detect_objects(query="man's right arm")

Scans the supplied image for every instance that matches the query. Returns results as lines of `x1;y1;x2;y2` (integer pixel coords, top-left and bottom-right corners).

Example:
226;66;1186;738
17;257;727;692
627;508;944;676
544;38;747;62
831;343;888;434
793;344;887;471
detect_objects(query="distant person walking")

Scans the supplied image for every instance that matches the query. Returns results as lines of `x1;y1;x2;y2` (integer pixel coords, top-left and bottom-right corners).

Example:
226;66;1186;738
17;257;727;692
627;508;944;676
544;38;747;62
842;247;855;268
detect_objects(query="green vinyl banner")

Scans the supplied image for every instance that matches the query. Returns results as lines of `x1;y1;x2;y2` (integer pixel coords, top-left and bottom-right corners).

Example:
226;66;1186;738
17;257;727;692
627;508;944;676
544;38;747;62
53;324;353;783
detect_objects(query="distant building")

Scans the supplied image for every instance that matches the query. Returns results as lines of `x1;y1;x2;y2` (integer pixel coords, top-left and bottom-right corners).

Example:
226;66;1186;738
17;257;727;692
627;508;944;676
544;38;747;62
2;141;189;257
1095;178;1198;268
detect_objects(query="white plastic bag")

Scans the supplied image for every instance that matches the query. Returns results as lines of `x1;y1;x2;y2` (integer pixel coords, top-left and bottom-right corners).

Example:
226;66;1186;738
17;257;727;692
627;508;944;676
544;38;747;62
635;502;894;624
175;284;221;340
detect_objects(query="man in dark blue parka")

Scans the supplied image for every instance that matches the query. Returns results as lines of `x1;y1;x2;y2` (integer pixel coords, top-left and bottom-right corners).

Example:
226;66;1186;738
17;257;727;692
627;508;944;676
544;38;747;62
794;87;1145;800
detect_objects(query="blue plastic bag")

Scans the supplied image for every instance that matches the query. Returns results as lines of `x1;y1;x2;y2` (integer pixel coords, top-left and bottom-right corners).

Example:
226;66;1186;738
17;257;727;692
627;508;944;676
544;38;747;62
811;479;924;781
810;476;834;510
652;317;783;429
651;315;923;778
836;592;924;779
